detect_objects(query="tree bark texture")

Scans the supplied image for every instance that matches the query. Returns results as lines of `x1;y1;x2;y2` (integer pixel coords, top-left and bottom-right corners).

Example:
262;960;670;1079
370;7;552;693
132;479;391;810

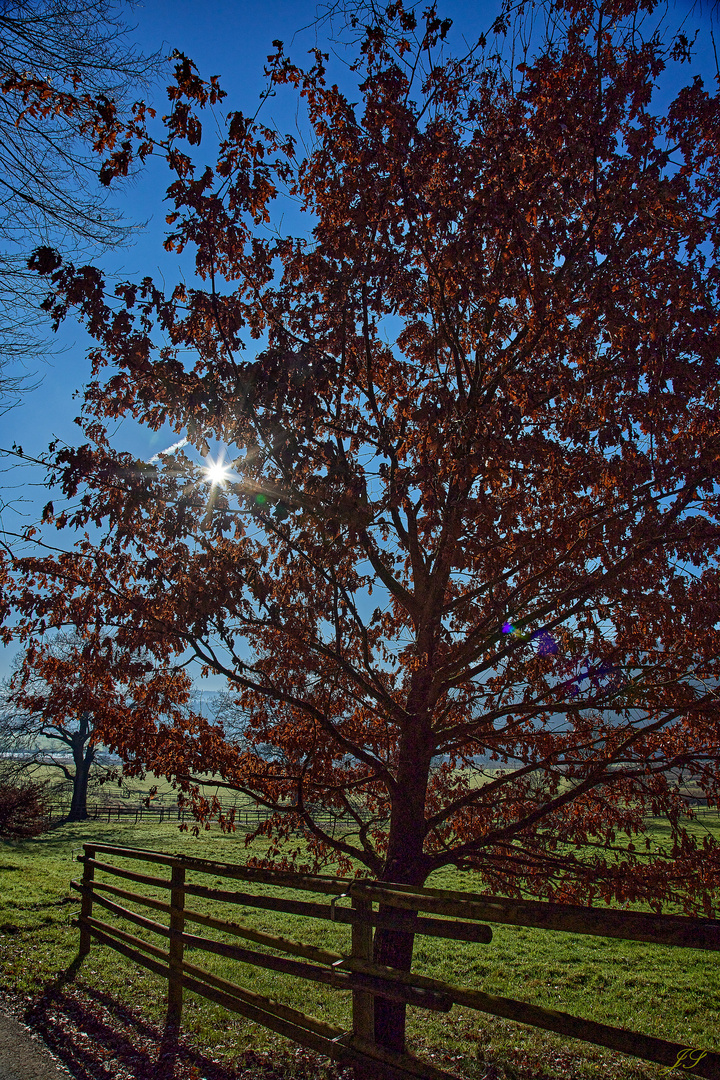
67;713;94;822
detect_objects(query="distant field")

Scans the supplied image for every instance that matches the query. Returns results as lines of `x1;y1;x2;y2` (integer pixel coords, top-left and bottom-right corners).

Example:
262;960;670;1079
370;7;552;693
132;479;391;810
1;810;718;1080
23;766;264;826
25;765;235;800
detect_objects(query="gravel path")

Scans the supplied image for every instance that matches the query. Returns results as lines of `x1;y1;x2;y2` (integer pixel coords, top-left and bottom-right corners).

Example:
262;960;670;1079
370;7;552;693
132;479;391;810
0;1009;72;1080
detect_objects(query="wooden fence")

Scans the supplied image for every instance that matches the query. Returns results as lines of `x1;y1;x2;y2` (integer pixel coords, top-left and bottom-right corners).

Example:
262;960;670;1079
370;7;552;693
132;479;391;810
47;792;720;828
47;801;196;825
72;844;720;1080
49;798;349;830
50;801;272;827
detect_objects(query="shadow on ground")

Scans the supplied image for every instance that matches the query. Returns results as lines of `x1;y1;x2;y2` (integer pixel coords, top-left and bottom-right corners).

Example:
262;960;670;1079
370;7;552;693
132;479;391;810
17;955;350;1080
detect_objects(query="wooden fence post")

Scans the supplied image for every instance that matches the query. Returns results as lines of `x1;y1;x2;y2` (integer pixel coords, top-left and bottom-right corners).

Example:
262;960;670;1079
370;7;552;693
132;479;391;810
351;894;374;1043
167;862;186;1026
78;844;95;957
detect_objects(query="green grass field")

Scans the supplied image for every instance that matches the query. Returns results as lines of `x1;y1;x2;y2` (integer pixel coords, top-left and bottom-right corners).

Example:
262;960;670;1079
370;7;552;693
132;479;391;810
1;807;718;1080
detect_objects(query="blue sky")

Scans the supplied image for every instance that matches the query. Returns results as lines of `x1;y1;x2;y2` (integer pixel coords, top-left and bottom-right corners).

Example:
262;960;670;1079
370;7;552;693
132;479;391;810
1;0;514;461
2;0;716;461
0;0;503;680
0;0;717;684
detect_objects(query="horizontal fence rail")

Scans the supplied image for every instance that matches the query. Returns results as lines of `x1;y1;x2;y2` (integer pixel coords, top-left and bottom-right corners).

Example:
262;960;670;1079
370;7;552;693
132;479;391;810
48;798;364;830
47;796;720;827
73;843;720;1080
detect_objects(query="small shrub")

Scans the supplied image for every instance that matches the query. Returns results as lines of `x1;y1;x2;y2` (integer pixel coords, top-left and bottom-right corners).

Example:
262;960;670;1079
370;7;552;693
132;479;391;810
0;774;49;838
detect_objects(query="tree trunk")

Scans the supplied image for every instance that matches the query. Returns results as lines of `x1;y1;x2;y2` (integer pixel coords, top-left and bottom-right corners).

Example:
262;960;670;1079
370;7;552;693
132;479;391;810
372;902;422;1052
67;754;92;820
67;715;94;822
372;721;433;1054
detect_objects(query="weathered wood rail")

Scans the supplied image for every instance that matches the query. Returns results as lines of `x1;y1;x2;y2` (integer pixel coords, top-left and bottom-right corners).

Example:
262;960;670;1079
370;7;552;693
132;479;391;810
72;844;720;1080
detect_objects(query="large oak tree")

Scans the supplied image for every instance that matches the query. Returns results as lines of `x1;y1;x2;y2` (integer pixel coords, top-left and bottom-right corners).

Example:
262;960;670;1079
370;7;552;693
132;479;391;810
2;0;720;1052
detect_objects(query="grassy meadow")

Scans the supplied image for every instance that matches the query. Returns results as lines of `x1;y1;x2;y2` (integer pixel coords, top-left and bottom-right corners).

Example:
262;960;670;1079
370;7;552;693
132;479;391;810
0;797;718;1080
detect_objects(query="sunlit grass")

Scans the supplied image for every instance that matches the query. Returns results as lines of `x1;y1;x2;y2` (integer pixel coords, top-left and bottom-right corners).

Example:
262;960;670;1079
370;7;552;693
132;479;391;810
1;812;718;1079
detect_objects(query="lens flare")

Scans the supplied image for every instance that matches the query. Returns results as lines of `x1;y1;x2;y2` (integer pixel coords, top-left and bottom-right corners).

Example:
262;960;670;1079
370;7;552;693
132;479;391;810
204;458;230;486
501;619;621;696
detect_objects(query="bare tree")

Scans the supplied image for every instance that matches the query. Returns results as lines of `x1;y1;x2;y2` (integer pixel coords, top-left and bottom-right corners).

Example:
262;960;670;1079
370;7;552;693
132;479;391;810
0;0;164;404
0;702;105;821
0;635;113;820
0;627;197;821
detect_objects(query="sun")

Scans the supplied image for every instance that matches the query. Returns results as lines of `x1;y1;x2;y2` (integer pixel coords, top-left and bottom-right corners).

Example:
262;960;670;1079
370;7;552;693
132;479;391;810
204;457;231;486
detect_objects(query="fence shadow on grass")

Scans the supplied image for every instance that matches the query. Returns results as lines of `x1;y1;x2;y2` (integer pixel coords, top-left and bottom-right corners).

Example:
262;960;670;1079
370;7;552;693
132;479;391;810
20;959;241;1080
20;953;356;1080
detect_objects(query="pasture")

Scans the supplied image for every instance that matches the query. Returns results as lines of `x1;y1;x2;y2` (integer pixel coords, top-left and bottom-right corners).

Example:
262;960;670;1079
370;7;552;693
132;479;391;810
0;803;718;1080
